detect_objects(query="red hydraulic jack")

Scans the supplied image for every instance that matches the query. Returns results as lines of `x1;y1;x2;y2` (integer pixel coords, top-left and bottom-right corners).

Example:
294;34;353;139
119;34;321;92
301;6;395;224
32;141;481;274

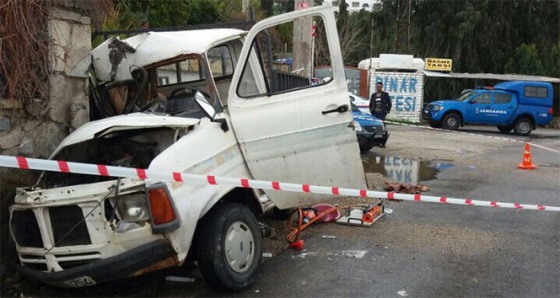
286;199;386;250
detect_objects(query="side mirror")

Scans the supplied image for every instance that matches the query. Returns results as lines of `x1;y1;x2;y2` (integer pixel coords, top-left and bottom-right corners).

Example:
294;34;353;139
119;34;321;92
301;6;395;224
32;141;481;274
194;91;229;132
194;91;216;119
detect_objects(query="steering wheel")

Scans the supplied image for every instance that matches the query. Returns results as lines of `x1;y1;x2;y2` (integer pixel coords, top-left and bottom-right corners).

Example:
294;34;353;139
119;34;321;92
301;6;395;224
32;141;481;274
169;88;195;99
138;98;167;113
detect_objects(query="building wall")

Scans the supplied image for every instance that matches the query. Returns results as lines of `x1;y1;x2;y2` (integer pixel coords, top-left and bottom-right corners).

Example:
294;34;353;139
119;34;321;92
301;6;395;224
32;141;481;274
0;8;91;188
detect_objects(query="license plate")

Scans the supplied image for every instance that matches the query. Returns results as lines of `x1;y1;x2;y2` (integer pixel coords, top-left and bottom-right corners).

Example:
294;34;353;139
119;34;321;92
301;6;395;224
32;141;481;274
61;276;96;288
374;134;385;138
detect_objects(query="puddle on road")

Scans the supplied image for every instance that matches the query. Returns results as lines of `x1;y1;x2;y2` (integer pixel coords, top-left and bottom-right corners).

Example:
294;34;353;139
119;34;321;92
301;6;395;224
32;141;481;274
362;153;454;183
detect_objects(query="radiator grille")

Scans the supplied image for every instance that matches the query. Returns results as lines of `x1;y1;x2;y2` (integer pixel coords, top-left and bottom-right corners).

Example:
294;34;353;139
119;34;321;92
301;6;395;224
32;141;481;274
11;210;43;248
364;126;380;132
50;206;92;246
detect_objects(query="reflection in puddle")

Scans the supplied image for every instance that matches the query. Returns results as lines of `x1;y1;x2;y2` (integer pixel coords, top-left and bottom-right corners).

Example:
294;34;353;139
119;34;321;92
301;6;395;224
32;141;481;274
362;153;454;184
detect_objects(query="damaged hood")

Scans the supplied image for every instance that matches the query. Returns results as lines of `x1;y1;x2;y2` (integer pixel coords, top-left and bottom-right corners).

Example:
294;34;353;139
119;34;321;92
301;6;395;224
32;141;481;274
51;113;200;158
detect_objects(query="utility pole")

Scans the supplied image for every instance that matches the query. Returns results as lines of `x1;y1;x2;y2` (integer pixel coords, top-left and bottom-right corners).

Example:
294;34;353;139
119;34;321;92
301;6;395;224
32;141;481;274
293;0;314;78
369;17;375;96
395;0;412;54
395;0;400;53
242;0;249;16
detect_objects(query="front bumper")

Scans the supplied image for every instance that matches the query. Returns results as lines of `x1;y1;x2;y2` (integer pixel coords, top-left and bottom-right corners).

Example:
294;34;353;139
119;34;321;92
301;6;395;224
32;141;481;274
422;108;433;120
16;239;177;288
357;130;389;149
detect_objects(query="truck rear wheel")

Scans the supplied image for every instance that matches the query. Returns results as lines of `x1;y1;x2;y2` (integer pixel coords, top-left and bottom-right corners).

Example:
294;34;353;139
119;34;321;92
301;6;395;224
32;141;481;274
497;125;513;133
442;113;460;130
514;117;532;136
195;203;262;292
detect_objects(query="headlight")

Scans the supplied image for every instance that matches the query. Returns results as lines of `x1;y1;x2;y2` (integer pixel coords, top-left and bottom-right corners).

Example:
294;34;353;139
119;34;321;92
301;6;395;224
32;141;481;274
432;105;443;111
116;194;150;222
353;121;363;132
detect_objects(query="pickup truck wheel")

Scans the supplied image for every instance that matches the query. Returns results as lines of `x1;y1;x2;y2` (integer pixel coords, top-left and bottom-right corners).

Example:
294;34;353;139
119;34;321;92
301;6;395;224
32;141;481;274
497;125;513;133
359;144;375;152
429;121;442;129
195;203;262;292
514;118;532;135
442;113;460;130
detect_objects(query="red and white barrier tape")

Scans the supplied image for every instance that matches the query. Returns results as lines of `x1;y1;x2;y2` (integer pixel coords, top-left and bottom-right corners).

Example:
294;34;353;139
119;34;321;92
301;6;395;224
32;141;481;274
384;120;560;154
1;155;559;212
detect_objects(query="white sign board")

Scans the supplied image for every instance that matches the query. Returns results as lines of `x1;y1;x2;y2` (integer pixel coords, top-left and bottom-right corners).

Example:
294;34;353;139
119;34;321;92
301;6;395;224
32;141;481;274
369;71;424;123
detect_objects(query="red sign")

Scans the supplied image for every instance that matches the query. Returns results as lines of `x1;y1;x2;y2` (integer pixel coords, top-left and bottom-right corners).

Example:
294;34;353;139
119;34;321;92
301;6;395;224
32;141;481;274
297;2;309;10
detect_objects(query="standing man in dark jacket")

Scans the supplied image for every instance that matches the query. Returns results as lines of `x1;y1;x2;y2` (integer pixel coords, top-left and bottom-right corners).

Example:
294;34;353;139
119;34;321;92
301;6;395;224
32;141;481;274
369;81;392;121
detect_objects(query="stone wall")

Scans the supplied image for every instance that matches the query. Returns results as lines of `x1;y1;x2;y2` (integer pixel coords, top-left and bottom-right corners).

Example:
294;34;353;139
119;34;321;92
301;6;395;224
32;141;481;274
0;8;91;189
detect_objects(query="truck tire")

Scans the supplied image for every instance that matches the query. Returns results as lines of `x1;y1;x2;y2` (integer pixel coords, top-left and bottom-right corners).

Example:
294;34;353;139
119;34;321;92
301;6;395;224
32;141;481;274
442;113;460;130
514;117;532;136
359;144;375;152
429;121;443;129
497;125;513;133
195;203;262;292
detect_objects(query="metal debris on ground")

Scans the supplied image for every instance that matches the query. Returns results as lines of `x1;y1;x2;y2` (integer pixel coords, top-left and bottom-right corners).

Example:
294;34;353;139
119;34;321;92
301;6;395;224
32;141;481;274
398;290;408;297
383;182;429;194
259;222;273;237
340;250;368;259
165;276;195;283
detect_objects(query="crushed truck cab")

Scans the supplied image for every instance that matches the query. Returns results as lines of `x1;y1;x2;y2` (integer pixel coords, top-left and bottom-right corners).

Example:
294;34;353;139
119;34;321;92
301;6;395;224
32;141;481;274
423;81;554;135
9;7;366;291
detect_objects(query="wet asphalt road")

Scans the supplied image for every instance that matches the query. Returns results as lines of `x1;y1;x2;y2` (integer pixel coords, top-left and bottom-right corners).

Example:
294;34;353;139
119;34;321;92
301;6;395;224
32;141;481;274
237;125;560;298
6;125;560;297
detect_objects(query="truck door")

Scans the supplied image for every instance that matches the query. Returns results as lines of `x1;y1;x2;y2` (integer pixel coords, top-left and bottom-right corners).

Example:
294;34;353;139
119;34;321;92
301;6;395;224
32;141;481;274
490;91;516;124
227;7;366;209
465;92;494;124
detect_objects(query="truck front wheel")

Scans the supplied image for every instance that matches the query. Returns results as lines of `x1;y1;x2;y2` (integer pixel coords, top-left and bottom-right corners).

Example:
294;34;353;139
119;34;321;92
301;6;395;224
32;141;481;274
195;203;262;292
442;113;460;130
514;117;532;136
429;121;443;129
497;125;513;133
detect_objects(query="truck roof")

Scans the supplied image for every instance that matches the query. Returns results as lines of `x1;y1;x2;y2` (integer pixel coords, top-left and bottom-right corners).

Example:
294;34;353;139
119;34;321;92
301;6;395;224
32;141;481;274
494;81;552;93
122;29;246;65
92;29;246;82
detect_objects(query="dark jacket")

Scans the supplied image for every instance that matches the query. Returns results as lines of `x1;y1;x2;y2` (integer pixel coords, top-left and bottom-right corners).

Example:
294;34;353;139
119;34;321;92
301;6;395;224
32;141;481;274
369;91;392;115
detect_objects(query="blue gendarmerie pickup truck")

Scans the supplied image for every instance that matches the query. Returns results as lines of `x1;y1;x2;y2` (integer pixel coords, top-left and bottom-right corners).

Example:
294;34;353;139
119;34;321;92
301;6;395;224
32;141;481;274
423;81;554;135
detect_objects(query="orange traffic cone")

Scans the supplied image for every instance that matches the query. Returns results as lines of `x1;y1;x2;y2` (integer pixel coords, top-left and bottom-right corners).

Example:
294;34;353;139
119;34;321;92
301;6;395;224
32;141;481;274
518;143;536;170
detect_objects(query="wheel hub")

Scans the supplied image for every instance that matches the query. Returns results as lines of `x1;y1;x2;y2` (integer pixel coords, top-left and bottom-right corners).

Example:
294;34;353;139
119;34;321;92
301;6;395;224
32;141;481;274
224;221;255;273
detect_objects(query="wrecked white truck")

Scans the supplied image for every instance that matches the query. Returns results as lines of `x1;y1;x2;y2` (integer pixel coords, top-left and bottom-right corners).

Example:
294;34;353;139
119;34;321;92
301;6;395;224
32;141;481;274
9;7;366;291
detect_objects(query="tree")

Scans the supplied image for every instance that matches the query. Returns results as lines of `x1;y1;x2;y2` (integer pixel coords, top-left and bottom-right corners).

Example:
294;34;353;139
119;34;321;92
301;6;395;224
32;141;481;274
274;0;295;14
340;10;372;65
543;41;560;78
337;0;349;29
504;43;544;75
371;0;398;56
261;0;274;17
